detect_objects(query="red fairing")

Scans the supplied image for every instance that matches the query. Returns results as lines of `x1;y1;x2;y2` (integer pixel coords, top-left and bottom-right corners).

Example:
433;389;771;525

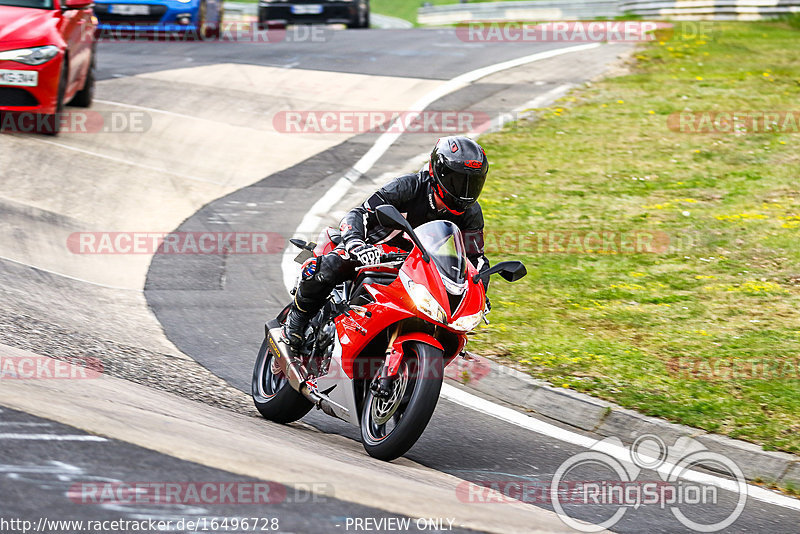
386;333;444;377
333;242;483;379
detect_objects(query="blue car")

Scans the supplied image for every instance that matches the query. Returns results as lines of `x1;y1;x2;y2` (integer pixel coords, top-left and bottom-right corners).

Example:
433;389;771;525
93;0;223;37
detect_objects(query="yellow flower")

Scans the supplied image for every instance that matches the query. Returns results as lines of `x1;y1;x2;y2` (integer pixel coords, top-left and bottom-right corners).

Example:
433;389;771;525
617;100;624;104
696;76;703;81
649;110;656;114
562;383;570;388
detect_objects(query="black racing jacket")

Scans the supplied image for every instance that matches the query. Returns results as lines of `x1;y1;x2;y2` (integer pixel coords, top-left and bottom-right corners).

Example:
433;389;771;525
339;168;490;273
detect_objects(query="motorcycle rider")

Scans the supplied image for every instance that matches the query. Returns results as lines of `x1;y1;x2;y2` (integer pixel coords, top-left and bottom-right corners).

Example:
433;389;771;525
283;136;492;351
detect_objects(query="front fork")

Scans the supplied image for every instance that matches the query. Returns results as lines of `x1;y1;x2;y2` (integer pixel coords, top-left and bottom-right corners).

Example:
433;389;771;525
371;328;447;399
372;326;403;399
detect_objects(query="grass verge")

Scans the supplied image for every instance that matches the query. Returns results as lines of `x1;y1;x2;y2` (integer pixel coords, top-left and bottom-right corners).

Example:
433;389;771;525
472;21;800;453
371;0;522;25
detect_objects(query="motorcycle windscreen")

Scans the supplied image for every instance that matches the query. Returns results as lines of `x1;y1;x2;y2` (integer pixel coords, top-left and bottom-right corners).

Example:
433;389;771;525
415;220;468;294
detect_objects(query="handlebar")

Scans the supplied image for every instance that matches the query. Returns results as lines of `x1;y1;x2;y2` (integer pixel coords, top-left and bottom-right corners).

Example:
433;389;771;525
354;252;409;272
380;252;409;263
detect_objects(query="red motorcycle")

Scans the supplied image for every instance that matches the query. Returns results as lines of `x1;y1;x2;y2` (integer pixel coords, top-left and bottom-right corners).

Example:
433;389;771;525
252;205;526;461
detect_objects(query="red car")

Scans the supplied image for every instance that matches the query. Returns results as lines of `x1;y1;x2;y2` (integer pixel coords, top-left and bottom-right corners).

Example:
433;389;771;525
0;0;96;134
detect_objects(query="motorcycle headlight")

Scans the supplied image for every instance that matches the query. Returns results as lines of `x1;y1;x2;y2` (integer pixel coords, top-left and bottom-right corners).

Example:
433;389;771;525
407;281;447;324
0;45;60;66
450;311;484;333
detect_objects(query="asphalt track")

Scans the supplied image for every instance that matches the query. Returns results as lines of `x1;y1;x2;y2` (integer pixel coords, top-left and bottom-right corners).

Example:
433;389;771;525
2;25;800;533
137;30;800;533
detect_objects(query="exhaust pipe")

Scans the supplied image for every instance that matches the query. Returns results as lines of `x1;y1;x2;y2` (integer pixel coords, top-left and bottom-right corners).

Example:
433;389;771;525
265;324;322;402
265;320;351;419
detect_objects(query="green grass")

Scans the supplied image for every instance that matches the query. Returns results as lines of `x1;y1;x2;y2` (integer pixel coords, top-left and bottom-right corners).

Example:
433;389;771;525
371;0;523;25
471;21;800;453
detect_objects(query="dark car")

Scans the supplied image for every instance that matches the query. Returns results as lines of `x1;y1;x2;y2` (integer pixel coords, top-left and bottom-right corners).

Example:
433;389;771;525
258;0;369;29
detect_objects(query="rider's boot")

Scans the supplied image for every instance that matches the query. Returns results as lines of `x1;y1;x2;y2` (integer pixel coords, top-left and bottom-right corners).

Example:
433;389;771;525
281;294;319;355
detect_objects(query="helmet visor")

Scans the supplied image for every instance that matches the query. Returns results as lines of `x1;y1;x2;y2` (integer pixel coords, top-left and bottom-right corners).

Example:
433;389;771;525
436;163;486;207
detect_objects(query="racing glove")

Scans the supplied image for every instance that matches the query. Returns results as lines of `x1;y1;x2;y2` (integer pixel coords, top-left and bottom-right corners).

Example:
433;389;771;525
348;242;382;266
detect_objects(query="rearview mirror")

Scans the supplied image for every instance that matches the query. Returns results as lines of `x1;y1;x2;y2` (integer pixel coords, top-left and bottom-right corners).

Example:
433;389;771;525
473;261;527;286
375;205;408;231
375;205;430;262
63;0;93;8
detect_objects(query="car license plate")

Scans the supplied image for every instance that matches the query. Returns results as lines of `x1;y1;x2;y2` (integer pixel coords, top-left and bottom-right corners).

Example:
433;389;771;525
291;4;323;15
109;4;150;15
0;70;38;87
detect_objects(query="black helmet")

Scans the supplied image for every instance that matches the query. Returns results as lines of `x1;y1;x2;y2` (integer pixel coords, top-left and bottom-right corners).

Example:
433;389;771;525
429;136;488;214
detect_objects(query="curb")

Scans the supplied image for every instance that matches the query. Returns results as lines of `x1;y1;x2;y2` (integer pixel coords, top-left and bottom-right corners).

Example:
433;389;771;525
446;353;800;489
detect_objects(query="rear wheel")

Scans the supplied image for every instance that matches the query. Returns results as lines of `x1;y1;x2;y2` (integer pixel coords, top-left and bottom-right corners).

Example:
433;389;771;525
199;1;221;39
252;337;313;424
347;4;368;29
360;341;443;461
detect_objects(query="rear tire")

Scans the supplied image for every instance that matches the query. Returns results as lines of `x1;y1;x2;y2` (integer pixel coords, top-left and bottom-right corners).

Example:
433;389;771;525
348;5;368;29
199;1;221;39
360;341;443;461
252;337;313;424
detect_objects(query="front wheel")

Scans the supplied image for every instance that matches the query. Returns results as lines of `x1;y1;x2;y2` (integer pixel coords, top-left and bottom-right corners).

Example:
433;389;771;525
252;337;313;424
38;59;67;135
69;48;95;108
360;341;443;461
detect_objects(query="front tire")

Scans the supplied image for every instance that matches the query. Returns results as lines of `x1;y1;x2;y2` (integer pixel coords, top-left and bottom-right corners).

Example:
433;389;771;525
69;48;95;108
360;341;443;461
38;59;67;136
252;337;313;424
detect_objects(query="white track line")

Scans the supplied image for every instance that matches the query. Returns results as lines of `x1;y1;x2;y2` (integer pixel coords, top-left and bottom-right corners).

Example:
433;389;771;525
0;433;107;441
94;99;201;121
28;138;224;186
0;422;53;427
440;384;800;511
281;43;601;291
